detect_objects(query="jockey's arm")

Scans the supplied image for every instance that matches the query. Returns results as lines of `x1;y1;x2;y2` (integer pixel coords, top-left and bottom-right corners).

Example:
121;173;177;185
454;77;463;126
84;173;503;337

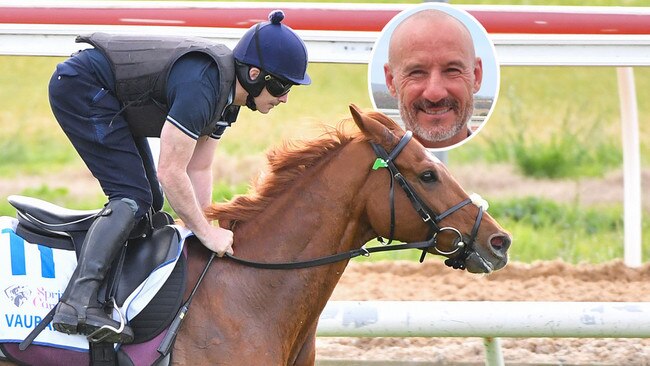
186;135;218;210
157;122;233;256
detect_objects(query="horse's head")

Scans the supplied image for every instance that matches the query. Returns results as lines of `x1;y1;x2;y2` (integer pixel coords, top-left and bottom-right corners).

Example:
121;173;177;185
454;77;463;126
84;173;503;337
350;104;511;273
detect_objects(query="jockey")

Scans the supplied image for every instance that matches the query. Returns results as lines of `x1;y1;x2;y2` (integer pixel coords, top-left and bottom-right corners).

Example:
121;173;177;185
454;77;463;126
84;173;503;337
48;10;310;343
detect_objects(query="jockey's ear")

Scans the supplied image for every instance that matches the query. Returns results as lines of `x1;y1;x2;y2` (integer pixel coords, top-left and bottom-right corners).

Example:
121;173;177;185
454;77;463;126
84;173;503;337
349;104;399;148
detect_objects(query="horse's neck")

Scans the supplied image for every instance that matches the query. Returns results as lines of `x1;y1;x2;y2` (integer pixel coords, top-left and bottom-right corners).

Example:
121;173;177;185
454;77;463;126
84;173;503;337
233;151;374;262
179;143;379;361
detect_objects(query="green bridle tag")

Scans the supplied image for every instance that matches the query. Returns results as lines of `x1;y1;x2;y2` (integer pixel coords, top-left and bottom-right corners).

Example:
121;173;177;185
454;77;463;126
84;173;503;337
372;158;388;170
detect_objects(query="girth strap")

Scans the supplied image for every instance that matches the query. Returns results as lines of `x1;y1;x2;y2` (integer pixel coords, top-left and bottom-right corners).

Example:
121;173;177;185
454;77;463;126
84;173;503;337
89;341;117;366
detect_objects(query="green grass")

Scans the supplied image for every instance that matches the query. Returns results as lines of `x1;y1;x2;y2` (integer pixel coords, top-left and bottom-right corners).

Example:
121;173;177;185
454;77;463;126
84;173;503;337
3;60;648;177
470;89;623;179
488;197;634;263
452;66;650;176
0;56;80;175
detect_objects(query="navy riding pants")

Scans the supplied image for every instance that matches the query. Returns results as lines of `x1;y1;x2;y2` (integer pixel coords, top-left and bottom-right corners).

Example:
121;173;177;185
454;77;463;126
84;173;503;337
48;52;162;219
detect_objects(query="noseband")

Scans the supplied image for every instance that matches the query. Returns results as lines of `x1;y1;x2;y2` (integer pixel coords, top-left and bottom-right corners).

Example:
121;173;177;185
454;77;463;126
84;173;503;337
370;131;484;270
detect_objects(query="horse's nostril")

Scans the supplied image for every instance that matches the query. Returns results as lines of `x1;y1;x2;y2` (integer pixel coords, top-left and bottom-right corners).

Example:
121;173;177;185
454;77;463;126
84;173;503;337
489;236;503;249
490;234;511;253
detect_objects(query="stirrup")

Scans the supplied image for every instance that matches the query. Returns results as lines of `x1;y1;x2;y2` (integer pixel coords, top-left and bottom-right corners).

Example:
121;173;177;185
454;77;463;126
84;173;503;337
86;300;127;343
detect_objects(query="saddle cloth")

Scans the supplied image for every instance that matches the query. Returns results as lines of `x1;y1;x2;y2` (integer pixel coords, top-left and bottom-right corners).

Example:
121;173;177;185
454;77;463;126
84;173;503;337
0;216;192;351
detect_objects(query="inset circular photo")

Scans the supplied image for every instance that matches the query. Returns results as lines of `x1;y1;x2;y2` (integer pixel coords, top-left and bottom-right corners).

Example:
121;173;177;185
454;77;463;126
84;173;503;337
368;3;500;151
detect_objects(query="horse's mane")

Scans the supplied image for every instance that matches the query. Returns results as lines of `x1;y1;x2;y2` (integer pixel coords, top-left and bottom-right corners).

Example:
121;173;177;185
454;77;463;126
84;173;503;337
205;119;367;224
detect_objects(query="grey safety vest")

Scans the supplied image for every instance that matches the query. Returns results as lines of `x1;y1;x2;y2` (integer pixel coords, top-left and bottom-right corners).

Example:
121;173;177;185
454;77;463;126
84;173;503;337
76;32;237;137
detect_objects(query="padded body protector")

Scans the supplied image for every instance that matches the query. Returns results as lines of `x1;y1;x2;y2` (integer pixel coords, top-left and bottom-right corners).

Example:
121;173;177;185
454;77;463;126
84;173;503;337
76;32;237;137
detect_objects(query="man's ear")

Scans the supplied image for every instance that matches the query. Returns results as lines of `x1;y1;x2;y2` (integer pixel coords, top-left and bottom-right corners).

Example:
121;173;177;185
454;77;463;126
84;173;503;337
383;63;397;97
249;67;261;81
473;57;483;93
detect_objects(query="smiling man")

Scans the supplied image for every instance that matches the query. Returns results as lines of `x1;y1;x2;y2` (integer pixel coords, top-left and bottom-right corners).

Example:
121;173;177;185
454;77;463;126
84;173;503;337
384;9;483;149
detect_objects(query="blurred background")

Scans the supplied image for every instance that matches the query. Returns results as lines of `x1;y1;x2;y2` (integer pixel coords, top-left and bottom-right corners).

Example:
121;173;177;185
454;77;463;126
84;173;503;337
0;0;648;264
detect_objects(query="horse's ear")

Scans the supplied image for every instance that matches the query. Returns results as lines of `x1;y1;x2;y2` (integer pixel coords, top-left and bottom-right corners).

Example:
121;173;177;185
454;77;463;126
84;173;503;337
349;104;399;146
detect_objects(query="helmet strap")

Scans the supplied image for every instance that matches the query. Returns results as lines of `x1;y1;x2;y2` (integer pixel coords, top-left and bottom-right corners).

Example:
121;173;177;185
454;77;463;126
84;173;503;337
245;94;257;111
235;22;270;109
235;61;267;98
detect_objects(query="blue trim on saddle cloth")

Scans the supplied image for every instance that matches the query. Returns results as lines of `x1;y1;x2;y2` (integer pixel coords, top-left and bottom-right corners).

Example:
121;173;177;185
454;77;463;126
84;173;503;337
0;216;193;352
120;225;192;322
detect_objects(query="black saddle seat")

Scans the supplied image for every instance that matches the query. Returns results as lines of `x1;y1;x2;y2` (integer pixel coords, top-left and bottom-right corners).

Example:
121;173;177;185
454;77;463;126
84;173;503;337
8;195;100;233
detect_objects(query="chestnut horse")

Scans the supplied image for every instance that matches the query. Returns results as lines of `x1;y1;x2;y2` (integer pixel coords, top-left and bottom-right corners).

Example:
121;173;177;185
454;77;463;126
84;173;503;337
169;105;511;365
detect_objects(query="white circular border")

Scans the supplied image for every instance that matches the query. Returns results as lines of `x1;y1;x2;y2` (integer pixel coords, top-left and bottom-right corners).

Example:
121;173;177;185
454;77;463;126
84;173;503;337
367;2;501;151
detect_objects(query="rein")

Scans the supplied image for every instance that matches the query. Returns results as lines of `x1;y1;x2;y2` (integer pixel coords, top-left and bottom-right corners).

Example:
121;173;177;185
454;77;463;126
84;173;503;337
224;238;437;270
222;132;484;270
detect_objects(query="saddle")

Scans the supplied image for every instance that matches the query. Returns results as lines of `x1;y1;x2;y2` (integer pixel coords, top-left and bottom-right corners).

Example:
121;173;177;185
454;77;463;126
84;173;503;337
0;195;188;366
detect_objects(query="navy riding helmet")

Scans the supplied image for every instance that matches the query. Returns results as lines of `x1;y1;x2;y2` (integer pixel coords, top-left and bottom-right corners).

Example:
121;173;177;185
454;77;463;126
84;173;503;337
233;10;311;103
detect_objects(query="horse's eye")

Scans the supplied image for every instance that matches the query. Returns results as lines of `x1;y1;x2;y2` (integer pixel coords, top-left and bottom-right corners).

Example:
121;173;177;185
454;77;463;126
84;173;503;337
419;170;438;183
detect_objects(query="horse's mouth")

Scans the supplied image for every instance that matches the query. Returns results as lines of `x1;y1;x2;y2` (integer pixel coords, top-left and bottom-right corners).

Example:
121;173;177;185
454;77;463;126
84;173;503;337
464;251;508;274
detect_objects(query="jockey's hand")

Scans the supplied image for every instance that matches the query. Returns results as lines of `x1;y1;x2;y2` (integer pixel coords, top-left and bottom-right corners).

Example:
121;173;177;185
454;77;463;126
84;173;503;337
198;226;234;257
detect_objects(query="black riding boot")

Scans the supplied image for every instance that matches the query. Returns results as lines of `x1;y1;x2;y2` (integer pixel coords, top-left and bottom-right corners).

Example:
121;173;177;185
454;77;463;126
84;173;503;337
53;199;136;343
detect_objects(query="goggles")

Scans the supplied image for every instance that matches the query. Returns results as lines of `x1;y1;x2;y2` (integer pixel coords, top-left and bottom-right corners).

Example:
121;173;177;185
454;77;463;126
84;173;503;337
264;74;292;97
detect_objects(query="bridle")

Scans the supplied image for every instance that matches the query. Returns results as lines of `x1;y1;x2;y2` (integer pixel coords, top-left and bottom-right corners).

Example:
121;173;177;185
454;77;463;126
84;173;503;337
223;131;485;270
369;131;484;269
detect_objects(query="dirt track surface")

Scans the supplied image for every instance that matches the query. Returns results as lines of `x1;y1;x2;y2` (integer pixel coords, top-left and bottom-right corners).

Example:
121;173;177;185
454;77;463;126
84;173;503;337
317;260;650;365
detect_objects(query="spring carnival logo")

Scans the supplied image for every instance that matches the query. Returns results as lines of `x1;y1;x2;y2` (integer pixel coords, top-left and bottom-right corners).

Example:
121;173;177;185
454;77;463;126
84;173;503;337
4;284;31;307
3;287;60;331
4;285;63;310
3;286;61;331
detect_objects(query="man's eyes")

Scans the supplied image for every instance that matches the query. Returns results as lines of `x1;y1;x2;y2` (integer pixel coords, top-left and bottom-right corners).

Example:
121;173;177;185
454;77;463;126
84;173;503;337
408;70;426;77
406;68;463;77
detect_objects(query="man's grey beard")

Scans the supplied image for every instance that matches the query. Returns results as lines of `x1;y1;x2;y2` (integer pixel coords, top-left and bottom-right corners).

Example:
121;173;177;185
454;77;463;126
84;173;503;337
399;98;473;144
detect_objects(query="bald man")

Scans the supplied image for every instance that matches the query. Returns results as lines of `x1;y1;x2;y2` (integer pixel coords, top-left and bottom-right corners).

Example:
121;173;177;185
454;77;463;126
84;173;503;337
384;10;483;149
